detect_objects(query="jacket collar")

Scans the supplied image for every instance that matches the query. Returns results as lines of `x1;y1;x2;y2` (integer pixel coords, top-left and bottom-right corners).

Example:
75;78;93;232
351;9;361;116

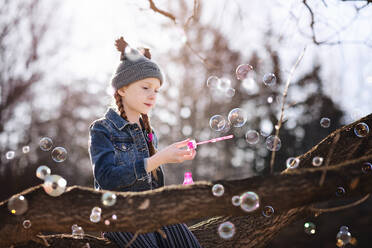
105;108;131;130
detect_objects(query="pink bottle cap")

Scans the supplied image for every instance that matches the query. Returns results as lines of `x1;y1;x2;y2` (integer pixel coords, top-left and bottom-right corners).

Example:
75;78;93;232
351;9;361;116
187;140;197;150
183;172;194;185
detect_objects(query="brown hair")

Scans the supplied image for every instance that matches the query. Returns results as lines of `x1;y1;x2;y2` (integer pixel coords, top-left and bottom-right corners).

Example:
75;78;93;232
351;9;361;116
114;37;159;180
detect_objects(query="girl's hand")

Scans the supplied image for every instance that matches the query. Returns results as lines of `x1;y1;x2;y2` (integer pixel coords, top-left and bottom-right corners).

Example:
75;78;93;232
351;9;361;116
158;138;197;164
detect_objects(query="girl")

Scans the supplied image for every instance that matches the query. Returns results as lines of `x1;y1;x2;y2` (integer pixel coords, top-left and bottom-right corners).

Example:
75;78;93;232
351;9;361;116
88;37;202;248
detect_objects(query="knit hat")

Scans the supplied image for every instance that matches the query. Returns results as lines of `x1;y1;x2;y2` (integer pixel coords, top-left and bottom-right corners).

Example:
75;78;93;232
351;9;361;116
111;37;163;90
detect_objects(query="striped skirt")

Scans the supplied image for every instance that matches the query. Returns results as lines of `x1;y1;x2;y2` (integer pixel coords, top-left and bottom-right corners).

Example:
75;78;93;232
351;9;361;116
104;223;202;248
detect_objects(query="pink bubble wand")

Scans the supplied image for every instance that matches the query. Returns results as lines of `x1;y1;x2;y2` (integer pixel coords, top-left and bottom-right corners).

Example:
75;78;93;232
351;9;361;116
187;135;234;150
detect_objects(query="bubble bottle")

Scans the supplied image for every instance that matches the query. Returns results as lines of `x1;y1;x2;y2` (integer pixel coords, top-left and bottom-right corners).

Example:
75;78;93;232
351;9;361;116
183;172;194;185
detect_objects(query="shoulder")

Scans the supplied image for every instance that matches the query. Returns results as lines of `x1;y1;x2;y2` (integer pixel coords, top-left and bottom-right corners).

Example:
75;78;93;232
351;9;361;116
89;118;110;132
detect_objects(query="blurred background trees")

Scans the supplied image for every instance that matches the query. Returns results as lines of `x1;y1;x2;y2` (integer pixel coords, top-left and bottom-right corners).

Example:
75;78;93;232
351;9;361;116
1;0;371;247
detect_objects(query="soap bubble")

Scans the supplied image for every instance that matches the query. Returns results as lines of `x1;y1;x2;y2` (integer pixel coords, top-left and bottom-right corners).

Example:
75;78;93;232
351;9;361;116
5;151;15;160
340;226;349;232
263;73;276;86
51;147;68;162
236;64;253;80
90;207;102;223
207;76;220;89
218;221;235;239
225;88;236;97
336;228;351;246
362;162;372;173
212;184;224;197
267;96;274;104
39;137;53;151
304;222;316;235
221;121;232;133
105;219;111;225
228;108;247;128
336;187;345;196
240;191;259;212
22;146;30;154
43;174;67;197
262;206;274;217
312;157;323;167
92;206;102;214
209;115;226;131
72;224;84;239
8;195;28;215
112;214;117;220
102;192;117;207
266;135;281;151
23;220;31;229
218;77;232;92
354;122;369;138
286;157;300;169
231;195;241;206
320;117;331;128
36;165;51;180
245;130;259;145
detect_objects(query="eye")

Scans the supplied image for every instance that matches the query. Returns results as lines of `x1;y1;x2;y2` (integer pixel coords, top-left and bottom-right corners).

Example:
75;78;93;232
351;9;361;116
142;87;148;90
155;90;160;93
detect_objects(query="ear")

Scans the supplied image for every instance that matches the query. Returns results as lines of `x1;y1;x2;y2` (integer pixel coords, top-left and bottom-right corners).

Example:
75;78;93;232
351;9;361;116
117;88;126;97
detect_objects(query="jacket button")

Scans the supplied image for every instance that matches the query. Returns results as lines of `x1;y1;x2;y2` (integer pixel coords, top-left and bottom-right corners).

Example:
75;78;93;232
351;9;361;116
122;144;127;150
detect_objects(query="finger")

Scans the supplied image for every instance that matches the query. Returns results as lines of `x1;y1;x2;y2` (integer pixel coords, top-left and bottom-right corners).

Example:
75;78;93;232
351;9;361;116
177;149;193;156
175;138;191;148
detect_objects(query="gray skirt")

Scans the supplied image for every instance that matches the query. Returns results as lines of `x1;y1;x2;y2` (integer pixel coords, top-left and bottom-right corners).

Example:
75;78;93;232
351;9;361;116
104;223;202;248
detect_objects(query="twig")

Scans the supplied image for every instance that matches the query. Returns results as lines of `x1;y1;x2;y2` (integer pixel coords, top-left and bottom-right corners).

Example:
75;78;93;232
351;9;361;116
319;133;340;186
147;0;176;22
270;46;307;173
309;194;370;215
185;0;199;28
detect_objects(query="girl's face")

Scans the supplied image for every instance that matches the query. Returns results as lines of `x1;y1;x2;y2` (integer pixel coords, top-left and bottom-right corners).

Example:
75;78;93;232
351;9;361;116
118;77;161;115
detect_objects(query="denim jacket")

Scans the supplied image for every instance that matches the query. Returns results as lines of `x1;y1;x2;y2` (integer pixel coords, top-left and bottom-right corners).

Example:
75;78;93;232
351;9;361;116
88;107;165;192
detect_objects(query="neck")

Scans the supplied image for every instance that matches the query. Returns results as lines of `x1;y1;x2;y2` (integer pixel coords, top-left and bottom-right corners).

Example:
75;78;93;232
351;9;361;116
121;105;141;126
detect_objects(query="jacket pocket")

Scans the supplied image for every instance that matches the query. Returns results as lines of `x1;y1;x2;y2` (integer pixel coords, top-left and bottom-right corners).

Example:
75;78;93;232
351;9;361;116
112;137;135;167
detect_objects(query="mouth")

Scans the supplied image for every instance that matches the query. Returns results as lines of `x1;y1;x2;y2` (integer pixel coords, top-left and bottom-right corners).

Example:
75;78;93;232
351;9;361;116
144;103;153;107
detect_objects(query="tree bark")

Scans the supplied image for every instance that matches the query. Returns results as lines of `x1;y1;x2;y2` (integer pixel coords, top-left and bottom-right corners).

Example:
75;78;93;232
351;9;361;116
1;114;371;247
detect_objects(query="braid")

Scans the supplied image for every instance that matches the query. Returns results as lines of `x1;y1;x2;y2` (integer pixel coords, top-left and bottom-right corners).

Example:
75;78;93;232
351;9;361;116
114;90;159;180
141;113;159;181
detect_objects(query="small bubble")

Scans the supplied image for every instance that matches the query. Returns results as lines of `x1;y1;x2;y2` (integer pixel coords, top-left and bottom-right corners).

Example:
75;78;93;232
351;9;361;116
286;157;300;169
22;220;31;229
267;96;274;104
207;76;220;89
72;224;84;239
262;206;274;217
209;115;226;132
236;64;253;80
92;206;102;214
240;191;259;212
354;122;369;138
228;108;247;128
263;73;276;86
336;229;351;246
362;162;372;173
340;226;349;232
5;151;15;160
304;222;316;235
43;175;67;197
112;214;117;220
90;213;101;223
336;187;345;196
225;88;236;97
312;157;323;167
104;219;110;225
102;192;117;207
218;77;232;92
245;130;260;145
8;195;28;215
231;195;241;206
22;146;30;154
266;135;281;151
36;165;51;180
39;137;53;151
320;117;331;128
212;184;224;197
51;147;68;162
218;221;235;239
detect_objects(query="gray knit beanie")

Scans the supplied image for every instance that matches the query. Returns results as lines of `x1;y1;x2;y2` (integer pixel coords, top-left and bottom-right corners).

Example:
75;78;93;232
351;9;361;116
111;38;163;90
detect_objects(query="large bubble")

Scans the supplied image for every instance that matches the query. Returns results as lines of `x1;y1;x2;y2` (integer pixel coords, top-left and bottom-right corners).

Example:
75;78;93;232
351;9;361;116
228;108;247;128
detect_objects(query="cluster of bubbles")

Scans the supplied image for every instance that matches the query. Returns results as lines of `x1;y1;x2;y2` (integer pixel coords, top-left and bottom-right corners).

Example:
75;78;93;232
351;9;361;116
5;145;31;160
304;222;316;235
90;207;102;223
40;137;68;162
72;224;85;239
207;76;236;98
336;226;352;247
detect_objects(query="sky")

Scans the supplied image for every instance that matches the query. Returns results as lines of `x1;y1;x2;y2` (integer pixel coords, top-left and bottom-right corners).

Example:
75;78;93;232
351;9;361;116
56;0;372;122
